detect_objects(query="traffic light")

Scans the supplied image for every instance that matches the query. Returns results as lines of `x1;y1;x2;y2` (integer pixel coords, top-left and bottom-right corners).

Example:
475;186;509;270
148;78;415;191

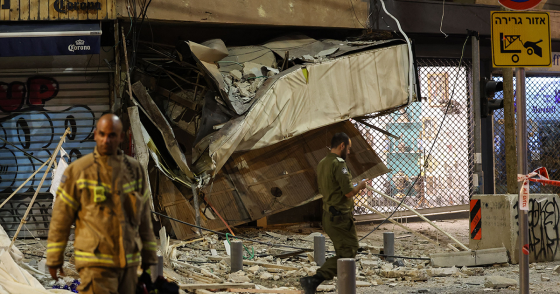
481;77;504;118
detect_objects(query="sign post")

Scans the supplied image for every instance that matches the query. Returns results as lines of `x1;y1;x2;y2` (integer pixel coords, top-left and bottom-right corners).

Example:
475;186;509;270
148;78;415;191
491;10;550;294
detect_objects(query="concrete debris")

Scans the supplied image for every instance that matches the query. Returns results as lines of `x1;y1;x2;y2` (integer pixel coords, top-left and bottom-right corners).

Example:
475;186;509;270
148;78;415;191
356;281;371;287
16;219;560;293
460;266;484;276
380;269;429;281
259;272;273;280
230;70;243;81
229;272;252;283
483;276;518;289
426;266;460;277
267;232;289;242
247;265;261;274
243;62;265;78
317;285;336;292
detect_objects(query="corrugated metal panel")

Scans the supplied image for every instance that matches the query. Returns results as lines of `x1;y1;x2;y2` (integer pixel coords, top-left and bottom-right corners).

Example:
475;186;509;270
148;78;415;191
0;73;110;237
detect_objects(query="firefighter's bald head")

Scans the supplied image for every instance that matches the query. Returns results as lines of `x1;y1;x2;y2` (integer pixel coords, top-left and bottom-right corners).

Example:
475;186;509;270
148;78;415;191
94;114;124;156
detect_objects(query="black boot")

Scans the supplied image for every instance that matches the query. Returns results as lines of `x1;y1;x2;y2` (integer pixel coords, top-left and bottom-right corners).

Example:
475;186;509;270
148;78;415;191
300;274;325;294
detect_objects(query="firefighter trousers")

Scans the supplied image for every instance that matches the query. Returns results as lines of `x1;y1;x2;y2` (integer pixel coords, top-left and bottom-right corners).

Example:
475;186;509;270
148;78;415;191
316;210;359;280
77;266;138;294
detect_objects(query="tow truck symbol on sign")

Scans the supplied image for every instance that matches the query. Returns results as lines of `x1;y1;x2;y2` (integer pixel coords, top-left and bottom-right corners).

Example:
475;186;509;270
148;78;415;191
500;33;543;63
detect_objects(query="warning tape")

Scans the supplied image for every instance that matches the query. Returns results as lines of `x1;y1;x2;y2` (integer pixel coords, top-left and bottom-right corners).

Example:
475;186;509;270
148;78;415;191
517;167;560;211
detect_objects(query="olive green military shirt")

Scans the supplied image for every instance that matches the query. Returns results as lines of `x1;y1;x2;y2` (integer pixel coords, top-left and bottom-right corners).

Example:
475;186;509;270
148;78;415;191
317;153;354;213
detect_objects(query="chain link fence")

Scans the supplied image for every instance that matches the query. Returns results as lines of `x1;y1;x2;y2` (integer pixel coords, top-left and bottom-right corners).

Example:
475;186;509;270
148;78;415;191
493;75;560;194
353;58;474;215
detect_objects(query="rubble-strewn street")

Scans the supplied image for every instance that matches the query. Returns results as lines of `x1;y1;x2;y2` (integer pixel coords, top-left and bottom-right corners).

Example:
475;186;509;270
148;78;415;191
4;1;560;294
12;219;560;293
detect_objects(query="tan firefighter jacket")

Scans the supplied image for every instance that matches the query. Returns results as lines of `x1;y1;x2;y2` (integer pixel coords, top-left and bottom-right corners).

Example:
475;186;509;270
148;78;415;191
47;148;158;270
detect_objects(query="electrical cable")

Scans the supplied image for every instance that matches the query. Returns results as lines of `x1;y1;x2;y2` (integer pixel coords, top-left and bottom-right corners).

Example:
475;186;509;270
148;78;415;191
349;0;366;28
0;137;44;163
379;0;414;106
440;0;449;38
226;233;255;260
359;36;470;242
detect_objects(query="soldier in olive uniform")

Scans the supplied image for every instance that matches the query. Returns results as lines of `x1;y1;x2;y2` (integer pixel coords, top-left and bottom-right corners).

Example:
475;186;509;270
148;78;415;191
300;132;368;294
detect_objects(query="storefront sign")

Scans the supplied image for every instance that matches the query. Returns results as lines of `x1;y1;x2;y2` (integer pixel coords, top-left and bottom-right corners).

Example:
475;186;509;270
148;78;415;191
53;0;101;13
0;36;100;57
0;0;115;20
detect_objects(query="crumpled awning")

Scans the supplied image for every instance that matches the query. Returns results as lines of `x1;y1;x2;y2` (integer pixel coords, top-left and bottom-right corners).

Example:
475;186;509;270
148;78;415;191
193;41;413;176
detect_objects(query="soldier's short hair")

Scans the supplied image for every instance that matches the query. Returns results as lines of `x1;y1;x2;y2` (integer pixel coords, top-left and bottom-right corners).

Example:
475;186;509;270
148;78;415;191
331;132;350;148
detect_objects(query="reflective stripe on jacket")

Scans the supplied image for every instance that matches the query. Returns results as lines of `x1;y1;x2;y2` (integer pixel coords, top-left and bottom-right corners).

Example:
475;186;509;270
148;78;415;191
47;148;158;269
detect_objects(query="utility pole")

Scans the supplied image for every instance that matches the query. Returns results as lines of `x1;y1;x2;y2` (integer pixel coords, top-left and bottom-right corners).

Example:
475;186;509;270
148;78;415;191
516;68;529;294
471;31;484;194
503;68;518;195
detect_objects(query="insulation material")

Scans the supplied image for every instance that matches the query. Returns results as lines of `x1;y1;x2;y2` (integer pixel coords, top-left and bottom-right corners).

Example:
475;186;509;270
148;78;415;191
0;226;66;294
205;43;411;176
262;34;398;61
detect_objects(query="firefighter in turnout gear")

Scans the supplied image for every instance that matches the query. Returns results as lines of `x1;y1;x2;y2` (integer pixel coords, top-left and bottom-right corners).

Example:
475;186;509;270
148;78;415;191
300;132;369;294
47;114;158;294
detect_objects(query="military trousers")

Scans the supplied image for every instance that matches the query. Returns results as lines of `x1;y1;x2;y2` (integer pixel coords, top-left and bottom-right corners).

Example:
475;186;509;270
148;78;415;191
77;266;138;294
316;210;359;280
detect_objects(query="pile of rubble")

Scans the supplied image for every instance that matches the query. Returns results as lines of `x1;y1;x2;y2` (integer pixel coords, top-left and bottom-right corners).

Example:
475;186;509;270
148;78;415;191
11;219;560;293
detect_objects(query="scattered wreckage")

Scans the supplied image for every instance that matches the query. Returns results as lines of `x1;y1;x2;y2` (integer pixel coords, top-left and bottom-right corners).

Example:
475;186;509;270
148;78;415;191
128;33;417;239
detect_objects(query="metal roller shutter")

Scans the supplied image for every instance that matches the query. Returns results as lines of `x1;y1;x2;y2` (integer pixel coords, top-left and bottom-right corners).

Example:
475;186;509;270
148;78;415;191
0;73;110;237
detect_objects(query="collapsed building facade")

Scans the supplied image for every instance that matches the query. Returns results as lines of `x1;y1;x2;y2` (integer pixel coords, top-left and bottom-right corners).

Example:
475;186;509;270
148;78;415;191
5;0;560;247
128;34;416;239
0;0;421;239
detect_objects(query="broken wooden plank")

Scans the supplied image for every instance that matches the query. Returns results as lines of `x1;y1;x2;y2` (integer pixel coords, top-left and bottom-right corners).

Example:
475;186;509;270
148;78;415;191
273;249;313;259
195;290;214;294
227;289;303;293
128;106;157;220
179;283;256;290
447;243;460;252
360;203;440;247
242;260;299;271
367;186;469;251
132;81;195;180
430;247;508;268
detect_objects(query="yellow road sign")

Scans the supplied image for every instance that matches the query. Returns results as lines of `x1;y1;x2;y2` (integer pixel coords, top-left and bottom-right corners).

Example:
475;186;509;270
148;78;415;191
491;11;551;67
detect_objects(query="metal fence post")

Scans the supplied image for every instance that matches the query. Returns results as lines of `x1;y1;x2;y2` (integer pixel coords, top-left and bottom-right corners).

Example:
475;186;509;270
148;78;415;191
337;258;356;294
314;234;326;266
516;68;529;294
471;31;484;194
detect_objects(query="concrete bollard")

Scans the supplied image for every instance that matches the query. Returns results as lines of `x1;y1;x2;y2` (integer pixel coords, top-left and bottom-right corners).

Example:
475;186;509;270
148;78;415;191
230;240;244;273
158;255;164;277
314;234;326;266
383;232;395;262
337;258;356;294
